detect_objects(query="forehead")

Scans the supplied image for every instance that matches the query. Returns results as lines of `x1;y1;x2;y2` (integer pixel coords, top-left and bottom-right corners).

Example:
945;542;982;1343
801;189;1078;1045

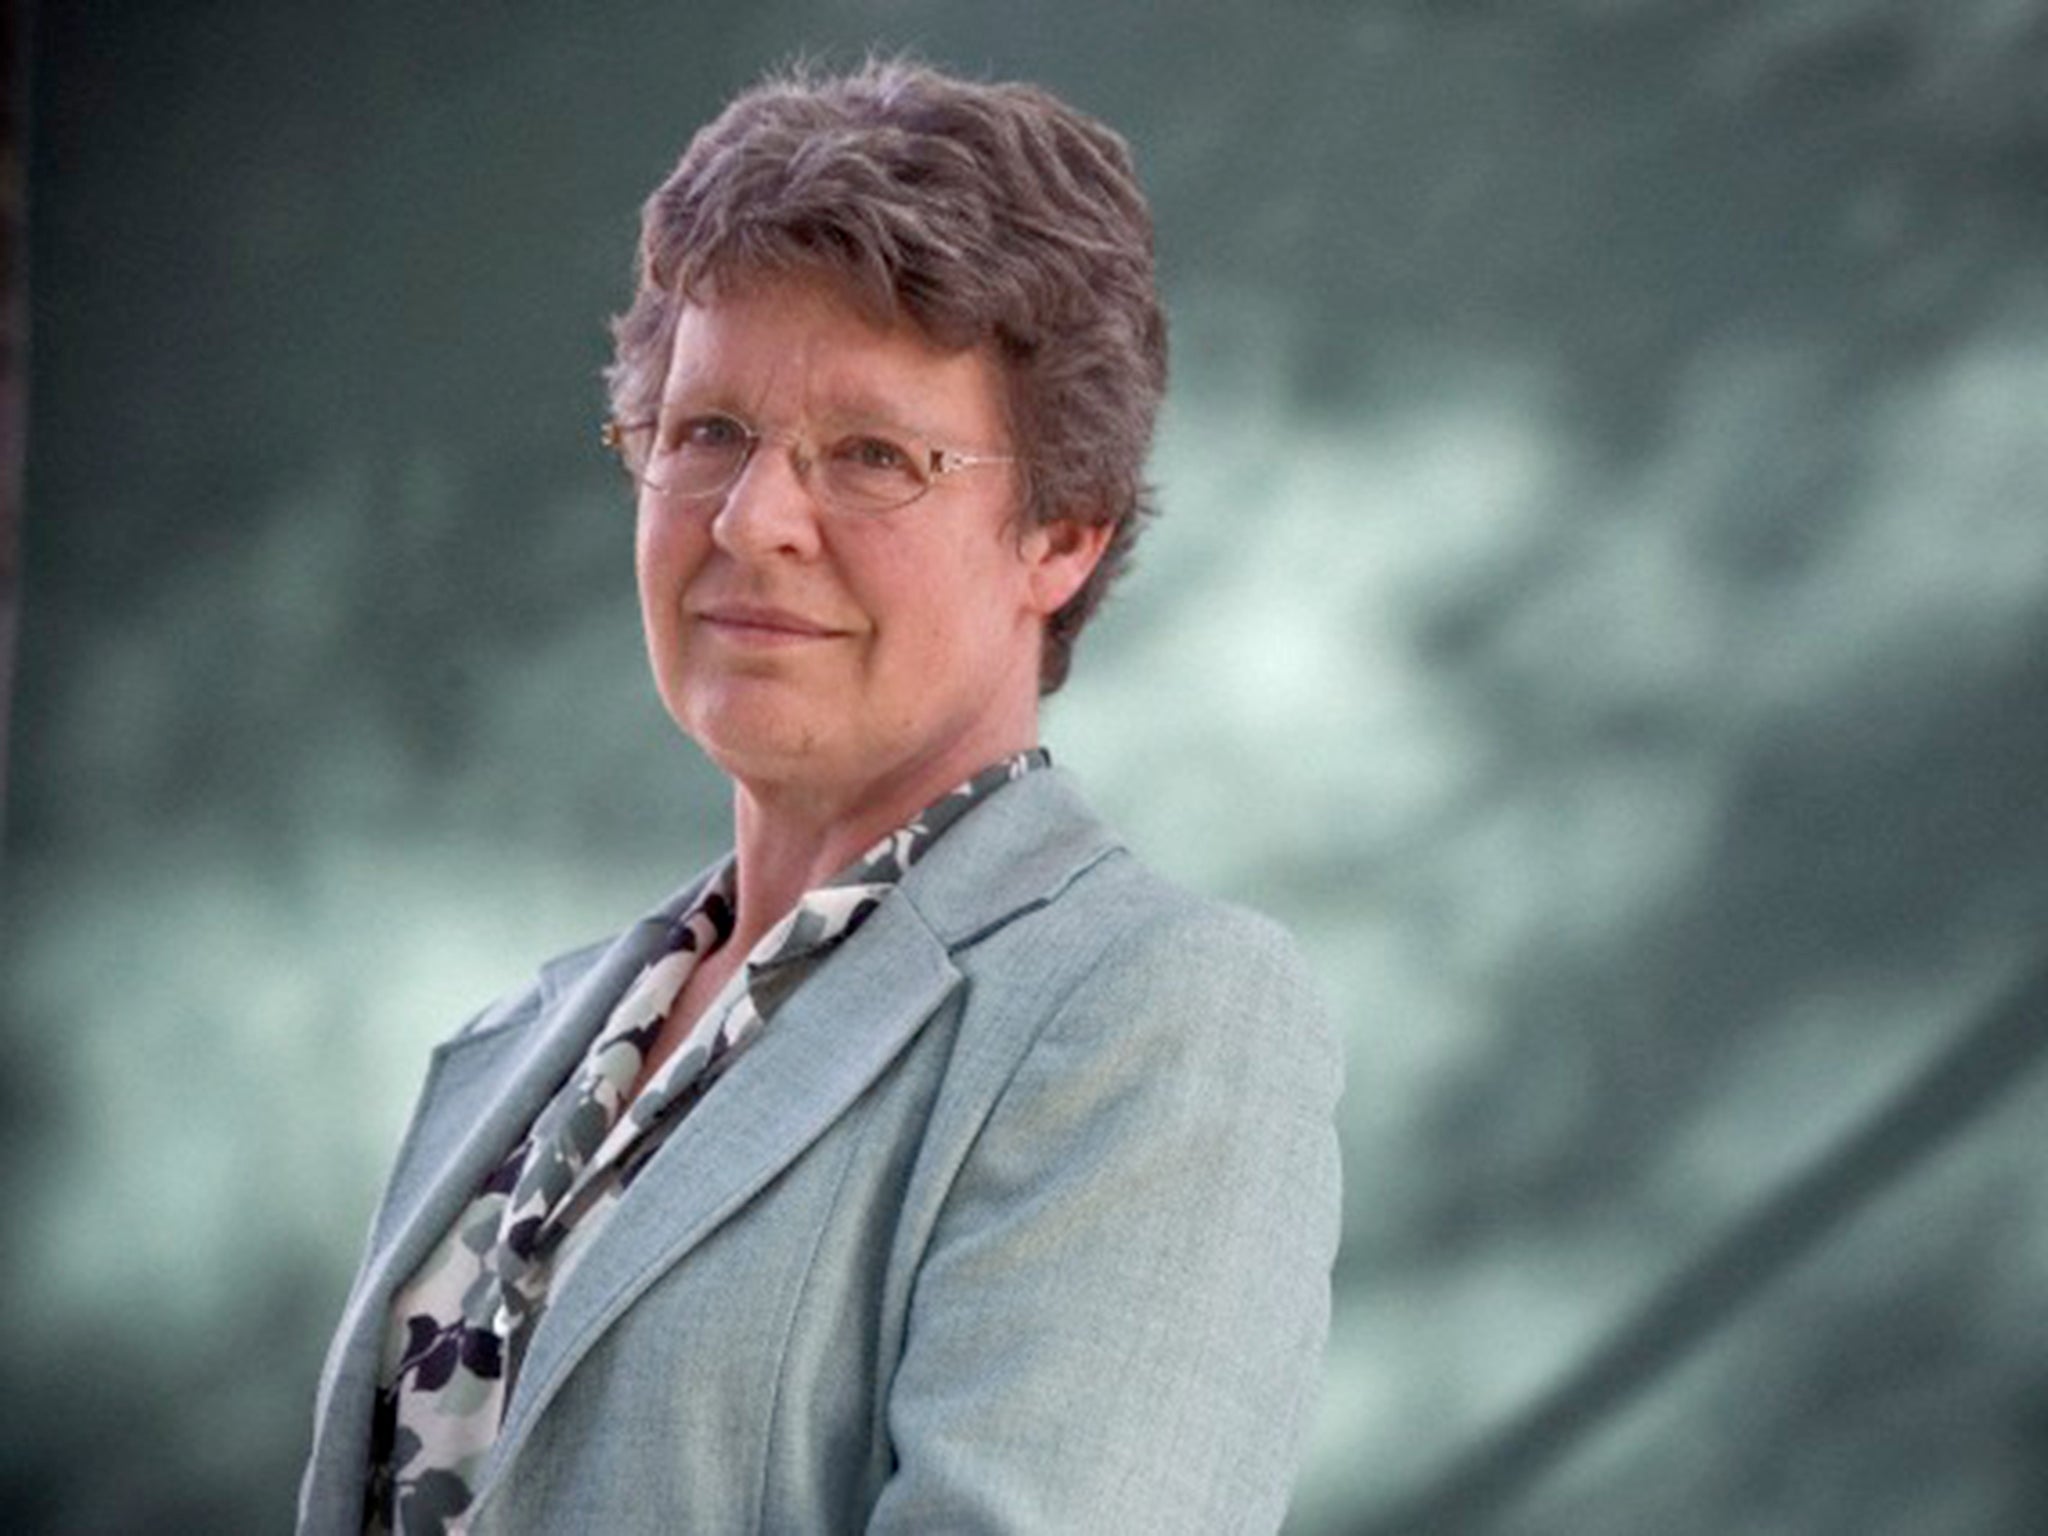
662;275;1009;438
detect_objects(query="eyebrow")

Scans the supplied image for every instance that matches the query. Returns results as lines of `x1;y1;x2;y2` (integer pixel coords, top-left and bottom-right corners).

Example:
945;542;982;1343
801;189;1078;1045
655;389;945;447
657;355;965;443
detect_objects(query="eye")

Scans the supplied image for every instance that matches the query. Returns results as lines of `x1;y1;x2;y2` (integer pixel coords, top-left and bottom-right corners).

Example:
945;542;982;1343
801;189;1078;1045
819;431;931;512
829;433;916;473
667;412;751;453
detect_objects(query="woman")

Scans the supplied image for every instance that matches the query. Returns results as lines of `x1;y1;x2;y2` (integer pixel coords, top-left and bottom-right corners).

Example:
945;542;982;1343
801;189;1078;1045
301;59;1341;1535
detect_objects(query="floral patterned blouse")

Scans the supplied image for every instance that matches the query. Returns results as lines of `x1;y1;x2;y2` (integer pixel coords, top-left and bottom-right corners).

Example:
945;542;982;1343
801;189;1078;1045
364;751;1050;1535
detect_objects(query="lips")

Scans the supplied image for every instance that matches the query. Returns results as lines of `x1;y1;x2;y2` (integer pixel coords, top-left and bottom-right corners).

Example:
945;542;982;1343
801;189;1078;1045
691;601;846;641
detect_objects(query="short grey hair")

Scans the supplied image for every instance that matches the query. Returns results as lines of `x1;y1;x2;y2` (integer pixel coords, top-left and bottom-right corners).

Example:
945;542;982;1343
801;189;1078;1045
606;58;1168;693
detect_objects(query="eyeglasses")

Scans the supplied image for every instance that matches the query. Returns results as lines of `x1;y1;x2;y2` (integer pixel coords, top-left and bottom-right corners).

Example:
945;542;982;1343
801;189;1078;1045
601;411;1020;516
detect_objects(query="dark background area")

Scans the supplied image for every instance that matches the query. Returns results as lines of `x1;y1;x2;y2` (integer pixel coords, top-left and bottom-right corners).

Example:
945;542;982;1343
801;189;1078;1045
8;2;2048;1530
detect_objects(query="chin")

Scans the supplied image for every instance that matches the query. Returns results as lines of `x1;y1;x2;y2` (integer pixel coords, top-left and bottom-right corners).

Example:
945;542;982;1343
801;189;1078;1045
679;691;841;783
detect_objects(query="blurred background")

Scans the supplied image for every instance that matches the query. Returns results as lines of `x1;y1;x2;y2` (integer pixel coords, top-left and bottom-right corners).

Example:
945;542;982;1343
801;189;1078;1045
8;1;2048;1531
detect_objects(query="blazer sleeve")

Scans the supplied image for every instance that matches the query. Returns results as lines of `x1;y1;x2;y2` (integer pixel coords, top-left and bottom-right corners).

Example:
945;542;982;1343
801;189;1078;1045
867;900;1344;1534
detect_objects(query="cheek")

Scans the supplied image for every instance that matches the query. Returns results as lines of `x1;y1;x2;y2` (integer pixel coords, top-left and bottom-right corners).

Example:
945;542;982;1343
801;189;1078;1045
861;557;961;660
636;510;700;621
877;567;1024;698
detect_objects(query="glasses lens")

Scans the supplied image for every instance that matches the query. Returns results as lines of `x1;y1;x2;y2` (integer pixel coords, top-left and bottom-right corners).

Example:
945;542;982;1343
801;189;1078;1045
619;414;752;498
817;432;930;513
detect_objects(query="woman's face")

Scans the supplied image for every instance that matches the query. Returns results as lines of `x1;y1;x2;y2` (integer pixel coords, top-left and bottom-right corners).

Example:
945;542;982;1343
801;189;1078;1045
635;275;1101;824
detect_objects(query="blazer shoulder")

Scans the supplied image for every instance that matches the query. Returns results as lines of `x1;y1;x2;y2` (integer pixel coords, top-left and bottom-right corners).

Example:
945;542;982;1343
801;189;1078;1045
957;844;1343;1108
1011;845;1325;1000
446;863;725;1048
444;933;620;1047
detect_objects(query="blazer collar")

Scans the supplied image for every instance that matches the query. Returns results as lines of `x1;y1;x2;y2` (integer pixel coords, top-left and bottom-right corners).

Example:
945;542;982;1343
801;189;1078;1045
621;764;1121;958
893;764;1124;947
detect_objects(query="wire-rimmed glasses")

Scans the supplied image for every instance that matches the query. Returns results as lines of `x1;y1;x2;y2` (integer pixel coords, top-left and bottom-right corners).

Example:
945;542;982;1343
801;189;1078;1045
602;411;1019;516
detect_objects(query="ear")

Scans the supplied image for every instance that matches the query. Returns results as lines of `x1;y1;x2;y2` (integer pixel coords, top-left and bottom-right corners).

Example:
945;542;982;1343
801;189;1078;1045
1017;516;1114;618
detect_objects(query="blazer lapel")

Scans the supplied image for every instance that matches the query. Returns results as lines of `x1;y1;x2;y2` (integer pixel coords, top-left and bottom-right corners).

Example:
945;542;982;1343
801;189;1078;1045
364;915;683;1293
302;903;692;1531
461;767;1126;1507
486;890;961;1476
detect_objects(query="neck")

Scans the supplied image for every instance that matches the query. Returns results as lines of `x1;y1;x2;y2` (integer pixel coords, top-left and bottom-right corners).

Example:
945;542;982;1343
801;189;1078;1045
723;729;1038;959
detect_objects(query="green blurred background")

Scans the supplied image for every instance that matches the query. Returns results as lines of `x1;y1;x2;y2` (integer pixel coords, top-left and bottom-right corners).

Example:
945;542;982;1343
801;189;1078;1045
10;2;2048;1531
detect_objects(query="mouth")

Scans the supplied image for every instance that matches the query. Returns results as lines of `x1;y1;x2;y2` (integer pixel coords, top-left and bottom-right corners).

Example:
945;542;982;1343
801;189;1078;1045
691;602;846;645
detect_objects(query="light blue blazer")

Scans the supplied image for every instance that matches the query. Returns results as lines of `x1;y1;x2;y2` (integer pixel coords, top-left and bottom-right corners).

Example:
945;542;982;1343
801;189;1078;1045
299;767;1343;1534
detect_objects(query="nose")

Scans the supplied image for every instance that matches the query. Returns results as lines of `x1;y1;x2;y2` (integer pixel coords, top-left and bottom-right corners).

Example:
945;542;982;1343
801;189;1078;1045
708;430;824;560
